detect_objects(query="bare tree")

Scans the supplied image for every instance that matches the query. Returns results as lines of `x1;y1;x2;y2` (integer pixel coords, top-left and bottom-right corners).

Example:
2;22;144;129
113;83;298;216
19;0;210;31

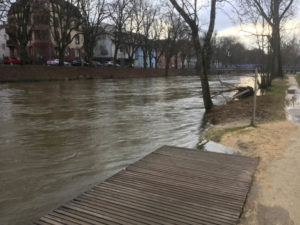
79;0;108;65
164;9;188;75
237;0;295;78
7;0;33;64
281;36;300;68
140;1;157;68
150;17;165;69
169;0;218;111
49;0;81;65
123;0;144;67
177;38;193;69
108;0;131;66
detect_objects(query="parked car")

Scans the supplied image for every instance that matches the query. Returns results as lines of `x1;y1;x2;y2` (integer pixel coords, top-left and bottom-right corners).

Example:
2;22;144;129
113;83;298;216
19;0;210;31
71;60;90;67
92;61;103;67
104;61;120;67
47;59;70;66
3;56;21;65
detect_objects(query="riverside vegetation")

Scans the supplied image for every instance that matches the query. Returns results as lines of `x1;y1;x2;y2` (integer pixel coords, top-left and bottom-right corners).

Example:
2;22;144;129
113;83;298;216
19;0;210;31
204;76;300;224
204;78;287;142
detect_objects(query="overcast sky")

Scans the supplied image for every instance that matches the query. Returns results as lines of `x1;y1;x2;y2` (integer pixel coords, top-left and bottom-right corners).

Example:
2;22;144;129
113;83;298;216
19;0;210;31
213;0;300;47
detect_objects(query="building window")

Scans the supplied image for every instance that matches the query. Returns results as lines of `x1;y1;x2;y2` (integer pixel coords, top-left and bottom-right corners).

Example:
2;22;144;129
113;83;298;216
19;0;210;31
75;35;80;45
4;34;7;40
65;48;70;57
75;49;80;57
2;44;5;50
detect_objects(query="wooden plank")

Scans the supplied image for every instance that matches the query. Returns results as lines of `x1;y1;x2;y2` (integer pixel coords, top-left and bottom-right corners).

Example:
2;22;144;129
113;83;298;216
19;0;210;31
35;145;258;225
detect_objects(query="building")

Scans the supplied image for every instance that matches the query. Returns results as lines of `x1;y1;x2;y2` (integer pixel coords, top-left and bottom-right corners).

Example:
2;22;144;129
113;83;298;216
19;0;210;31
134;47;156;68
0;25;10;62
6;0;83;64
93;24;130;64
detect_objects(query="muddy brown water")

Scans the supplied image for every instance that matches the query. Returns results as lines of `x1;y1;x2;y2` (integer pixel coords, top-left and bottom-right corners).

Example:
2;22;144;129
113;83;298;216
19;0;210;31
0;75;253;225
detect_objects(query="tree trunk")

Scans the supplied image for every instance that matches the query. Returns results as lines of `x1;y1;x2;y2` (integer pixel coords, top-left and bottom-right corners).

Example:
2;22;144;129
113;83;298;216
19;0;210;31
174;54;178;69
143;49;147;68
191;30;213;110
113;44;119;66
271;24;283;78
148;51;153;68
58;49;65;66
165;54;170;76
169;0;214;111
181;55;186;69
20;43;28;65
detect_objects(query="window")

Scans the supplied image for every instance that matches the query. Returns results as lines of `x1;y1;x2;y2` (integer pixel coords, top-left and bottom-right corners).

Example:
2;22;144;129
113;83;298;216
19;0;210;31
75;49;80;57
4;34;7;40
2;44;5;50
75;35;80;45
65;48;70;57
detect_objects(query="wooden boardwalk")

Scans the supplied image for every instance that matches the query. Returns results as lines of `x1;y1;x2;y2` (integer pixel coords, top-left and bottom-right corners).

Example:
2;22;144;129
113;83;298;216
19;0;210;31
35;145;258;225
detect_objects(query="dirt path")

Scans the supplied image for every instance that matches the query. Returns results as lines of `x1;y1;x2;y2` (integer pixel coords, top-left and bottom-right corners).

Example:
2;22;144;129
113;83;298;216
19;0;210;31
218;77;300;224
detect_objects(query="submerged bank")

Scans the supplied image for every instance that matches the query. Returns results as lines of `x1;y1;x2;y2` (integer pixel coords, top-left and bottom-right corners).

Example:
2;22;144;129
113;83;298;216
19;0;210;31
0;66;181;82
203;76;300;224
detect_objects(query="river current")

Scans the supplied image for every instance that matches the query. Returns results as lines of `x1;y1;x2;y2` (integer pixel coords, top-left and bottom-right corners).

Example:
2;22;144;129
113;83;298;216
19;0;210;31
0;75;254;224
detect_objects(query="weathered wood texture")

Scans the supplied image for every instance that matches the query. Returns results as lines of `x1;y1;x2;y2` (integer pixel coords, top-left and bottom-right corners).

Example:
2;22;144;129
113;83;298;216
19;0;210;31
35;145;258;225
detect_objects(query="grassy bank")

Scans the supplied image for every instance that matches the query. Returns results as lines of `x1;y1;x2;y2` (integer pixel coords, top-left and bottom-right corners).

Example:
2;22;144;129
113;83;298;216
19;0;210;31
0;65;181;82
296;72;300;86
204;78;288;142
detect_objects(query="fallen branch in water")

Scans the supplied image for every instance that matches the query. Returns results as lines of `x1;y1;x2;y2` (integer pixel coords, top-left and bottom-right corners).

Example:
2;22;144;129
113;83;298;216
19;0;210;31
205;86;254;100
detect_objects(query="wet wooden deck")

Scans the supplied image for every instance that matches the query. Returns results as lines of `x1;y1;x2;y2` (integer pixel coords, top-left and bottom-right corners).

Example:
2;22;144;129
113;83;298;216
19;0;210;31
35;145;258;225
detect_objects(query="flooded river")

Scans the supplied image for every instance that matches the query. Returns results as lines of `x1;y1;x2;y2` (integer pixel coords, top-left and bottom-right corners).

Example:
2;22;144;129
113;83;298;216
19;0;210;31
0;75;253;224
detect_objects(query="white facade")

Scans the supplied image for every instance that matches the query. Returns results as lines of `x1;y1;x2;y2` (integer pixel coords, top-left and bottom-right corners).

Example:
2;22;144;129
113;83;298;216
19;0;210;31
94;34;129;60
0;26;9;62
93;24;130;61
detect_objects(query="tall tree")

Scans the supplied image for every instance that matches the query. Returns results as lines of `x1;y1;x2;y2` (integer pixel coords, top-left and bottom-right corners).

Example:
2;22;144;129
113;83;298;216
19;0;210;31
79;0;107;65
7;0;33;64
237;0;294;78
164;10;188;75
150;17;165;69
49;0;81;65
169;0;218;111
108;0;131;66
140;1;157;68
123;0;144;67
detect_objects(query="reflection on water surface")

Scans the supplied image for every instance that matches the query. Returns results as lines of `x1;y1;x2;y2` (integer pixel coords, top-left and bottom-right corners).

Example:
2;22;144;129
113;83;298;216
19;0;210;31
0;75;253;224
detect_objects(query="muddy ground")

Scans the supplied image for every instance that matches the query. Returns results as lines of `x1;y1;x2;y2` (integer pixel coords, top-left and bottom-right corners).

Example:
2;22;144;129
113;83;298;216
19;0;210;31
204;77;300;225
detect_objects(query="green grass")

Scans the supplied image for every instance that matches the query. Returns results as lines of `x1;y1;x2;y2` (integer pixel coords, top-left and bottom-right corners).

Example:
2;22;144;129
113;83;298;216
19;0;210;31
267;78;288;121
267;77;288;96
296;72;300;86
204;78;288;142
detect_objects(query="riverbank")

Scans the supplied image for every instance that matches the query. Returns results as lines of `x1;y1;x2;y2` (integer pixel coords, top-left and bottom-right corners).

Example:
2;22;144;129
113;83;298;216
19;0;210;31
296;72;300;85
0;65;181;82
204;77;300;224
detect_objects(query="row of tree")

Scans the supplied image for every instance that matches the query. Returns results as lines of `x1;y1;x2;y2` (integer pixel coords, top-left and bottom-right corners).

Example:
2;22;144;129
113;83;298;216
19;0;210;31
1;0;296;111
169;0;295;110
2;0;192;69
